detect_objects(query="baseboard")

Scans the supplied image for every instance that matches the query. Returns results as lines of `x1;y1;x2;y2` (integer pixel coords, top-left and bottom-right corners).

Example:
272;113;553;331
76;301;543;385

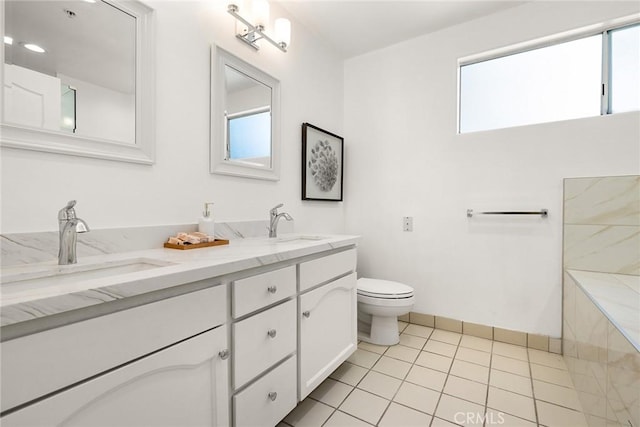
398;312;561;354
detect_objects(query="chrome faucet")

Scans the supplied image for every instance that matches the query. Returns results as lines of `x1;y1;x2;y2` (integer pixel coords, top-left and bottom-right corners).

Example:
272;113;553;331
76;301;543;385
268;203;293;238
58;200;90;265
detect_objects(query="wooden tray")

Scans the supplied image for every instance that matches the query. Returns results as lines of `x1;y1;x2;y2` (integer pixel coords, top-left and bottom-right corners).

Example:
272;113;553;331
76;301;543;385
164;239;229;250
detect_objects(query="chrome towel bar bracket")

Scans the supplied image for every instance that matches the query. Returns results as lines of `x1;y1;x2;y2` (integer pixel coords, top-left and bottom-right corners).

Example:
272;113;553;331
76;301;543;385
467;209;548;218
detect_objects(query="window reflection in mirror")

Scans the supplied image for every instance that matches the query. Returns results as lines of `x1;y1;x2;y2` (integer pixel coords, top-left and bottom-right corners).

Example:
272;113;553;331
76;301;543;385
211;45;280;180
3;0;136;144
224;65;272;168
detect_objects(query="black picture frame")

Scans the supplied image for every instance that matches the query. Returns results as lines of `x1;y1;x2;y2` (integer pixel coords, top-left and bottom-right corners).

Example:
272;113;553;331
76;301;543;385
302;123;344;201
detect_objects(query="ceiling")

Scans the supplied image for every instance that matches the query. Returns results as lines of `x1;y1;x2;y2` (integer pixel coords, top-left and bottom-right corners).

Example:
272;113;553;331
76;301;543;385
275;1;526;58
5;0;135;94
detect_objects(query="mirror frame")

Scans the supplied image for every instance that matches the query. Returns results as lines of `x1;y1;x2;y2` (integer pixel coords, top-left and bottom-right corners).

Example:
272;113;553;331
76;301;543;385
0;0;156;165
210;45;281;181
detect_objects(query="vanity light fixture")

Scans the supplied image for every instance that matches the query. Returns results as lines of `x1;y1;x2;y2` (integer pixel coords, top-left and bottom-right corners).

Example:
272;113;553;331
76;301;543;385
4;36;13;45
227;0;291;52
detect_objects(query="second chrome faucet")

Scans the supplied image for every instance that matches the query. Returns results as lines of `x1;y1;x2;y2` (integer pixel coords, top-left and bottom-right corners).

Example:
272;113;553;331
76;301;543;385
268;203;293;238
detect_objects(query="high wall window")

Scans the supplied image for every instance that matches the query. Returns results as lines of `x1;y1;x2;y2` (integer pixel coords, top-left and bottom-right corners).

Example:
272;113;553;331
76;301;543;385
459;22;640;133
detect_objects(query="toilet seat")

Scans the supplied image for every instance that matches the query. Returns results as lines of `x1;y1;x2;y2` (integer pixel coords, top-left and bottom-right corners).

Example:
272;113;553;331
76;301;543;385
357;278;414;299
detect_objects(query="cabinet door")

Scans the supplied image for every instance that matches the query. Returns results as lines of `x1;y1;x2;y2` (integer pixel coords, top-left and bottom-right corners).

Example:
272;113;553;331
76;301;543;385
299;272;357;400
2;326;230;427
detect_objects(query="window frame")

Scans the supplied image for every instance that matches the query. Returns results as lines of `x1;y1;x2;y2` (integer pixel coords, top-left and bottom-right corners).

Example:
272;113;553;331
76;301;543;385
457;15;640;134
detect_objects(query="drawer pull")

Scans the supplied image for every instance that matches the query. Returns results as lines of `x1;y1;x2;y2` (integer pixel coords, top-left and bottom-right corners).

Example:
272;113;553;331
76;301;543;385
267;285;277;294
268;391;278;401
302;311;310;318
218;349;230;360
267;329;277;338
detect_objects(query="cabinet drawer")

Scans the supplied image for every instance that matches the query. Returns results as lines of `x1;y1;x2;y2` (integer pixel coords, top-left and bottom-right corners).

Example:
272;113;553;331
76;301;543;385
233;356;297;427
299;248;356;292
233;299;296;389
232;266;296;318
1;284;227;412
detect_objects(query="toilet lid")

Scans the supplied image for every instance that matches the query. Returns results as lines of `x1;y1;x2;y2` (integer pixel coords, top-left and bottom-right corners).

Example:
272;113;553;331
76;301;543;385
357;278;414;298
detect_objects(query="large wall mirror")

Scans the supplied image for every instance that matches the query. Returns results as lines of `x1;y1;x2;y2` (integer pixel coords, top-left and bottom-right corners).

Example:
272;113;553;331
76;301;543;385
1;0;155;164
211;45;281;180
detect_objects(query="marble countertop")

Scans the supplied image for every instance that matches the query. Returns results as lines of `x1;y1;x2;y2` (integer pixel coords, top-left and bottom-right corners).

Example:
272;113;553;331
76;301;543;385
1;234;359;339
567;269;640;352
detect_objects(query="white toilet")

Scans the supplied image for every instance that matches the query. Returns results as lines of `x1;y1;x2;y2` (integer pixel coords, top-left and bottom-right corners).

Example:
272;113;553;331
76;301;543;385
357;278;415;345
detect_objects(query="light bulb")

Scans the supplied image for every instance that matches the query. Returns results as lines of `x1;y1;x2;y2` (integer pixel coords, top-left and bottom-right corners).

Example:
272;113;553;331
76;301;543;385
24;43;45;53
274;18;291;48
252;0;269;28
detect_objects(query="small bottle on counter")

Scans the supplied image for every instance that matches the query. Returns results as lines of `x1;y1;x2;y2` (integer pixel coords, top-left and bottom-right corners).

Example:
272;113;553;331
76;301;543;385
198;202;215;238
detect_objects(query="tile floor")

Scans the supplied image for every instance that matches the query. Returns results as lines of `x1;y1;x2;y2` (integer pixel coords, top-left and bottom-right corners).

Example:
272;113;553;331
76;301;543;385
281;322;588;427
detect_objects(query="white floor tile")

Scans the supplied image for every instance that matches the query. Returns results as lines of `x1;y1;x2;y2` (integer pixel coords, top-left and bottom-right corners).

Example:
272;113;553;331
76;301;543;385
460;335;493;353
443;375;487;405
435;394;485;426
537;400;589;426
309;378;353;408
347;348;381;369
393;381;440;414
357;370;402;400
533;379;583;411
384;344;420;363
283;398;334;427
339;389;389;425
431;329;462;345
424;339;458;358
372;355;412;379
405;365;447;392
329;362;368;386
492;342;528;361
324;410;373;427
455;346;491;367
404;324;434;338
489;368;533;397
415;351;453;373
378;402;432;427
399;333;427;350
450;359;489;384
487;386;536;421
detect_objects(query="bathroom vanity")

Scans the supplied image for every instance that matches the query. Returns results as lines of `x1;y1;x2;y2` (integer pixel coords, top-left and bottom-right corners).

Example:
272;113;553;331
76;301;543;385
0;235;358;426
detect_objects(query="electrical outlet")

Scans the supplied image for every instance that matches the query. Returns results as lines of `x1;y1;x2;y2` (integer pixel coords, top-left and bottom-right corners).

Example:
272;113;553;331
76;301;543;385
403;216;413;232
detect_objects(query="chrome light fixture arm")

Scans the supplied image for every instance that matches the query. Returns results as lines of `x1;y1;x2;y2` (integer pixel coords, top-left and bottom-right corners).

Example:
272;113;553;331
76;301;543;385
227;4;288;52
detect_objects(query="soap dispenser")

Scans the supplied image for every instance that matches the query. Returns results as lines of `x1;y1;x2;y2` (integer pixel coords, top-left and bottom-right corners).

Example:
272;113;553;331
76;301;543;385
198;202;215;237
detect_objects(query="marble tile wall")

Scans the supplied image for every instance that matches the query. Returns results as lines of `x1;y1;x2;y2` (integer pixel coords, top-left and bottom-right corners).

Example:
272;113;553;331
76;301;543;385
0;220;294;266
563;277;639;427
563;175;640;427
563;175;640;275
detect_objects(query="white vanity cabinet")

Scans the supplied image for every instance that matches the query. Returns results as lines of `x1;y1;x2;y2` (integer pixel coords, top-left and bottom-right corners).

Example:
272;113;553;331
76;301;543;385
298;249;358;400
2;326;230;427
1;285;230;427
1;242;358;427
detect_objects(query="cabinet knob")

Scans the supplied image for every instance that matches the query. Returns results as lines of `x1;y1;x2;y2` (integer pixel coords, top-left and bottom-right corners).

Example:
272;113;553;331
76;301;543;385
267;329;277;338
268;391;278;401
267;285;277;294
218;349;230;360
302;311;310;318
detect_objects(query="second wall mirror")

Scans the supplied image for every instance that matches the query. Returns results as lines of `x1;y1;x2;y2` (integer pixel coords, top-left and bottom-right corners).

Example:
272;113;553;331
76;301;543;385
210;45;281;180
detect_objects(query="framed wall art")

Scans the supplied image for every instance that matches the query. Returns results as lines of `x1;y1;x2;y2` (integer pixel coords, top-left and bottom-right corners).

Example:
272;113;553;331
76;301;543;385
302;123;344;201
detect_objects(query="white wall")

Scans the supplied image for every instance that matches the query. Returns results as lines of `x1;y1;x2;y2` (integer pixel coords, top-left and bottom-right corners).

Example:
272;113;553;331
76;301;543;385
1;1;345;234
344;1;640;337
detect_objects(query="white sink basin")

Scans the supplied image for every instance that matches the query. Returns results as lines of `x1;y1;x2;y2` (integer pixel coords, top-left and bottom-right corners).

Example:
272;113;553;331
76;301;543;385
1;258;175;305
275;235;326;243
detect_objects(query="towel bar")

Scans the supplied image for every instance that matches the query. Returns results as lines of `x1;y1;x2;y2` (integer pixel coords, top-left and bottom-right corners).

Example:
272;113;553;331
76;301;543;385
466;209;548;218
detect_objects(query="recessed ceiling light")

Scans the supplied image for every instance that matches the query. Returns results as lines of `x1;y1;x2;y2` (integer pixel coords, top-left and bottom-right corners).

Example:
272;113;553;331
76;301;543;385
24;43;45;53
83;0;97;3
4;36;13;45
